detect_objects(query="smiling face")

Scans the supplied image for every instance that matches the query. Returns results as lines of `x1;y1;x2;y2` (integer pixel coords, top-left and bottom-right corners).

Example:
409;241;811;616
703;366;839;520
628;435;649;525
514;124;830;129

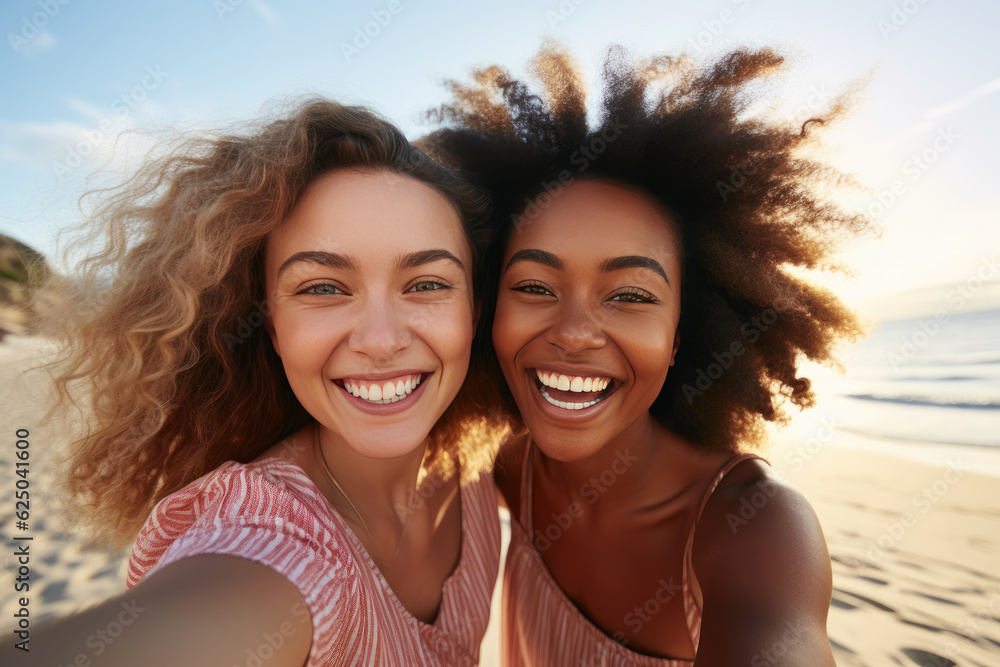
265;169;476;459
493;179;683;462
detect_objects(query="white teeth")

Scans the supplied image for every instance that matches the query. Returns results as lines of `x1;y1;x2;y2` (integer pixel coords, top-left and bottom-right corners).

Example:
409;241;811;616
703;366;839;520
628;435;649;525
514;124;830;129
539;387;606;410
535;369;613;394
343;374;424;405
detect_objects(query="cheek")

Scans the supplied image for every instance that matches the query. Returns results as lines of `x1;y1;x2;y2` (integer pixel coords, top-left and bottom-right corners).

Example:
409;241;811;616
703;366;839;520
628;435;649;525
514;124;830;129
271;308;345;372
632;333;676;387
415;301;475;365
491;295;525;372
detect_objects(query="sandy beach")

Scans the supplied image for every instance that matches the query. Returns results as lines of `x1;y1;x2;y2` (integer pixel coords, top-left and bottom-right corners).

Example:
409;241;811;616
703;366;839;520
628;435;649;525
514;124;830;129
2;335;999;666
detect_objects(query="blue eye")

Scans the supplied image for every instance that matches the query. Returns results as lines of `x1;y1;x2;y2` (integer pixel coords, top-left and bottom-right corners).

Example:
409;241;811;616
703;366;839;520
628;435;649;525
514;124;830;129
299;283;343;296
410;280;450;293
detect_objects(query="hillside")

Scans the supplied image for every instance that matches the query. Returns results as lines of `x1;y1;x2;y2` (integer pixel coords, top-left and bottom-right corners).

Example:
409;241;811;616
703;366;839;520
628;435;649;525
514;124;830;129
0;233;52;339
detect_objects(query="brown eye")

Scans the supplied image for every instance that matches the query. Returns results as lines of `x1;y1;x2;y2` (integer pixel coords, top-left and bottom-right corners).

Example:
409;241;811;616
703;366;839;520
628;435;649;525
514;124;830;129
609;289;658;303
512;282;554;296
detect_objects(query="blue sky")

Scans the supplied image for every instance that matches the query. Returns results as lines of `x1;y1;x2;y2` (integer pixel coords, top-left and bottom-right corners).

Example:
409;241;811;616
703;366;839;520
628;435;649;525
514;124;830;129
2;0;998;320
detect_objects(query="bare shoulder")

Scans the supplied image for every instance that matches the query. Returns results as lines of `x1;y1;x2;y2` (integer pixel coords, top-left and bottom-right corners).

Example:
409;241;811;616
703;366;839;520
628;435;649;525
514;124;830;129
691;458;835;666
493;431;529;517
24;555;312;667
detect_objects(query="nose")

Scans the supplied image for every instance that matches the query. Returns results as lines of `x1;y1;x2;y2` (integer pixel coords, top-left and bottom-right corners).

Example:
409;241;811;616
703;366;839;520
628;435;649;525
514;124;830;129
545;298;607;357
348;295;412;364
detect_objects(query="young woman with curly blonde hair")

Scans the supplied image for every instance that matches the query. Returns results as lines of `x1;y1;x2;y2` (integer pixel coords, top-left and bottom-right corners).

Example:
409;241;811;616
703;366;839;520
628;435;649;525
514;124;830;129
25;99;503;666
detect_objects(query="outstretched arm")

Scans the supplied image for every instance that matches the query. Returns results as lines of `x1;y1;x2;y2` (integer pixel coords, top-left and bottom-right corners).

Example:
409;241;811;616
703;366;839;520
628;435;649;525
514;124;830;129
8;554;312;667
692;463;835;666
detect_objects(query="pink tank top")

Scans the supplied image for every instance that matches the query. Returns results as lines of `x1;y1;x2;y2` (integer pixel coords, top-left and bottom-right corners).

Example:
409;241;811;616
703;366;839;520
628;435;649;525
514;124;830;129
127;456;500;666
501;445;767;666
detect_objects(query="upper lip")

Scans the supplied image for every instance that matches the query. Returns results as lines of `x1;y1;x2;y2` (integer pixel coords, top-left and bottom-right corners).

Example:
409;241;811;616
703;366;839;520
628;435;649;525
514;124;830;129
334;370;429;382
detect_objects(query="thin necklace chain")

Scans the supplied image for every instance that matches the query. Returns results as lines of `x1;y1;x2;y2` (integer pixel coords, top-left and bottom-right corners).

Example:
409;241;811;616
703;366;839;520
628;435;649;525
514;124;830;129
313;424;411;566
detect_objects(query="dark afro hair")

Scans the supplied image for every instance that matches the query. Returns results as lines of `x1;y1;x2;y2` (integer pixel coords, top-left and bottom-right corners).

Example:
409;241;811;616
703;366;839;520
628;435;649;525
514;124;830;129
420;41;873;453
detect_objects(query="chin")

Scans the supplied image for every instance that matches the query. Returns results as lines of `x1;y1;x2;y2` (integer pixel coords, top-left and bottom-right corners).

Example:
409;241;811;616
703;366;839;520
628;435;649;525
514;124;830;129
335;421;435;460
528;427;605;463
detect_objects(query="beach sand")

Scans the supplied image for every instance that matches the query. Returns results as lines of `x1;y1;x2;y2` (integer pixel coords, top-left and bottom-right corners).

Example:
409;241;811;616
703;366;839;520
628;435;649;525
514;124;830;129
2;335;999;666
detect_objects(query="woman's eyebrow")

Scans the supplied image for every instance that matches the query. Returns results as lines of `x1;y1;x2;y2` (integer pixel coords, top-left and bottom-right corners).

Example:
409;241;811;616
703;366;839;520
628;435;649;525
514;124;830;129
277;248;465;278
397;248;465;271
277;250;358;277
601;255;670;286
504;249;562;273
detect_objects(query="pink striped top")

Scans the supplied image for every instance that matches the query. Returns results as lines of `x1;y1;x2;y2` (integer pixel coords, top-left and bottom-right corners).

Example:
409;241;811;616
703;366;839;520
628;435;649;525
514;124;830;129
127;456;500;666
501;446;766;666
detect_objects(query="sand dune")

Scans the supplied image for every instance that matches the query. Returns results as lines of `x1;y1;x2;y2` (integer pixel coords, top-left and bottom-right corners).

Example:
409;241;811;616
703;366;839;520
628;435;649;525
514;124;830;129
2;336;998;666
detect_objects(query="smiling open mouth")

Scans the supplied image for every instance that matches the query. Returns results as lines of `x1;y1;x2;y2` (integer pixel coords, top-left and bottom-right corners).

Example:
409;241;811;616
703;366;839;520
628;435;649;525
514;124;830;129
335;373;428;405
534;369;616;410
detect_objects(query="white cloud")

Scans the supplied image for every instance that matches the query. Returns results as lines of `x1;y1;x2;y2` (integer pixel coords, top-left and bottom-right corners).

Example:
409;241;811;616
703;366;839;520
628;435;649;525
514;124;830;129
926;77;1000;119
11;29;57;55
249;0;277;22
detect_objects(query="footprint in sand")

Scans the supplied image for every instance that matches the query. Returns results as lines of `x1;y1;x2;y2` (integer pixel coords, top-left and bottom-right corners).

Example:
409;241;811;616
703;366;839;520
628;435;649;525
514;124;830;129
40;580;68;604
834;588;897;613
901;590;962;606
830;596;858;610
900;647;956;666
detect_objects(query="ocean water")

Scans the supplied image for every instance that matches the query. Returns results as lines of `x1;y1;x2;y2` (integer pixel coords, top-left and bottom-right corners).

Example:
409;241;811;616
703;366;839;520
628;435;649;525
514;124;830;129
814;307;1000;449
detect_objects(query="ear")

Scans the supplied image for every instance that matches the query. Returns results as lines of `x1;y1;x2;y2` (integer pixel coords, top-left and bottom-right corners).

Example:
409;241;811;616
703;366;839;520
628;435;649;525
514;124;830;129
669;330;680;367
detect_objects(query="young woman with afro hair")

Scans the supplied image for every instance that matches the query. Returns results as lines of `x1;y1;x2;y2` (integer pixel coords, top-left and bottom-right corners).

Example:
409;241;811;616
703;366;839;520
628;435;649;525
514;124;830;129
421;41;870;666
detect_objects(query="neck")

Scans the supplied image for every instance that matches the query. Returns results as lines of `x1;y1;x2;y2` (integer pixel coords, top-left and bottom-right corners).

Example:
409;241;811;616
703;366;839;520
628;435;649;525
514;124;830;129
314;422;428;523
536;414;666;513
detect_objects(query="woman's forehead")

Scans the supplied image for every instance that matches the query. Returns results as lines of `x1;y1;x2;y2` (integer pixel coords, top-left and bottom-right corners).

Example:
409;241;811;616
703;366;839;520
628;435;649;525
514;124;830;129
507;179;683;266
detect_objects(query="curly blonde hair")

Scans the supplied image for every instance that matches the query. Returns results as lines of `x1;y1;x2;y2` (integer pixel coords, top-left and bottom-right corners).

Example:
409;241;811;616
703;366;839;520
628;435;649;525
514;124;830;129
42;99;498;549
